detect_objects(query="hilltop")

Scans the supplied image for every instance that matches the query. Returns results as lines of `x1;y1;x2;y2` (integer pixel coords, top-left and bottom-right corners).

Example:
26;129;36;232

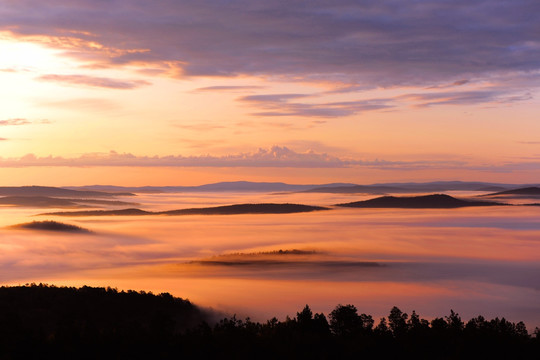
336;194;504;208
485;187;540;197
41;203;329;216
10;220;92;233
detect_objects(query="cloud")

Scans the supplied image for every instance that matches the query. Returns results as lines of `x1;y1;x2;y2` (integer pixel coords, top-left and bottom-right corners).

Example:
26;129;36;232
174;123;227;131
38;98;120;111
194;85;264;92
518;141;540;145
37;74;151;89
0;118;31;126
2;146;538;173
398;89;532;107
0;137;8;141
0;147;346;168
239;93;393;118
427;79;470;89
1;1;539;92
0;118;50;126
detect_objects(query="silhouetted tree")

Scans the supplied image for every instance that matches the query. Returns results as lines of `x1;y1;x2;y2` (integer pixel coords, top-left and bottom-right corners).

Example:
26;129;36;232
313;312;330;335
296;305;313;327
374;317;391;335
445;310;464;332
329;304;361;336
407;310;429;332
388;306;408;336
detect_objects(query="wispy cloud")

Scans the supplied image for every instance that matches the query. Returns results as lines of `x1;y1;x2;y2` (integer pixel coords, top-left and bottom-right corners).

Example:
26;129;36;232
518;141;540;145
174;123;227;131
398;90;532;108
0;118;31;126
38;98;120;111
194;85;264;92
427;79;470;89
239;93;393;118
0;118;50;126
37;74;151;89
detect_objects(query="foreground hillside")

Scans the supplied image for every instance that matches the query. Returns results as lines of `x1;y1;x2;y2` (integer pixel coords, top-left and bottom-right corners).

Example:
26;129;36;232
0;284;538;359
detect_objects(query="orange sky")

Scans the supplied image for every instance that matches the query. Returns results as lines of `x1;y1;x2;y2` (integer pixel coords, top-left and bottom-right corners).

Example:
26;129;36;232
1;2;540;185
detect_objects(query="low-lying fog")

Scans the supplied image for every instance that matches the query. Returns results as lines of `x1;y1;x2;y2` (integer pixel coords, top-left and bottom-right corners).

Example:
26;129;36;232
1;192;539;328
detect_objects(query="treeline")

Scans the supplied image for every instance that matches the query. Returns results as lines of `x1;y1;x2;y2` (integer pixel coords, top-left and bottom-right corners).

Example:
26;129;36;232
0;284;538;359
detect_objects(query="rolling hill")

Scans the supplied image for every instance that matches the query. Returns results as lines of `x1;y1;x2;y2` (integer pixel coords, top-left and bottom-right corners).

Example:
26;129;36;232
42;203;330;216
336;194;505;208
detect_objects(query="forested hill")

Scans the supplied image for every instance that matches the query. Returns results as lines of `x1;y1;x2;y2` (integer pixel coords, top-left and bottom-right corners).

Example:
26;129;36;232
0;284;538;359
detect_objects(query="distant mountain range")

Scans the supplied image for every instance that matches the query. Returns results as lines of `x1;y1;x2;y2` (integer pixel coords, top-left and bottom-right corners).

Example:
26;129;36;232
63;181;539;194
63;181;356;193
0;186;133;197
0;196;137;208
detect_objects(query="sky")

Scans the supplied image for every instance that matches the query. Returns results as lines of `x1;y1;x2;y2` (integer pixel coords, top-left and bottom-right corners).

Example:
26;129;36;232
1;0;540;185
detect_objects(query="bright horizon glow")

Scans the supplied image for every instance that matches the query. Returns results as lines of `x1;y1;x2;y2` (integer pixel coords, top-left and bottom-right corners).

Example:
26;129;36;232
0;0;539;186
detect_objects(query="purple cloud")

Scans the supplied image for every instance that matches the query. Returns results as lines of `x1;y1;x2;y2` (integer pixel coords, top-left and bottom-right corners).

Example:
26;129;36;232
239;93;393;118
0;0;539;92
398;89;532;107
37;74;151;89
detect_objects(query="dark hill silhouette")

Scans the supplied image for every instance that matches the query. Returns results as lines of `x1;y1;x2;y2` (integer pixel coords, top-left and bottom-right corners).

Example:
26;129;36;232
42;203;329;216
162;203;328;215
0;196;81;208
41;208;152;216
0;186;134;198
476;186;509;192
185;249;382;269
336;194;504;208
0;284;208;358
486;187;540;196
0;284;537;359
0;196;137;208
10;220;91;233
